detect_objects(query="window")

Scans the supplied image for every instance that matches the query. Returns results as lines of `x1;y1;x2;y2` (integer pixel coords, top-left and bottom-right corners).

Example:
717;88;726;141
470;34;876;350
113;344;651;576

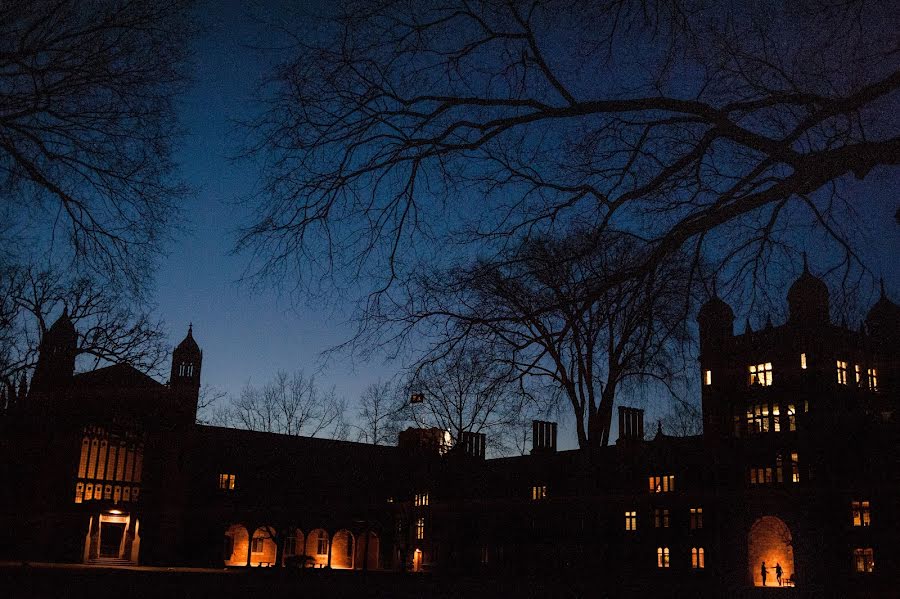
531;485;547;500
251;536;264;554
85;483;93;500
800;353;807;369
284;536;296;556
748;362;772;386
691;547;705;569
649;475;675;493
776;455;784;483
772;404;780;432
657;547;670;568
316;531;328;555
853;548;874;573
867;368;878;391
690;508;703;530
704;370;712;386
625;511;637;531
74;482;84;504
747;404;770;434
749;467;773;485
791;452;800;483
654;508;670;528
414;492;429;506
851;501;871;527
787;404;797;432
416;517;425;540
218;473;236;490
836;360;848;385
854;364;861;385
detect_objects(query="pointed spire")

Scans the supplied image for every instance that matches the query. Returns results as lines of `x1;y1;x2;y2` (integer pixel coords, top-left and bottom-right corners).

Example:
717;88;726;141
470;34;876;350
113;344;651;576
187;322;193;337
765;314;773;329
880;277;886;299
802;252;809;273
745;318;753;334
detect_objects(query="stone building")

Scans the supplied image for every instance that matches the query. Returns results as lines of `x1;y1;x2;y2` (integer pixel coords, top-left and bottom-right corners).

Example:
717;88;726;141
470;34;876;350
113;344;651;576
0;268;896;596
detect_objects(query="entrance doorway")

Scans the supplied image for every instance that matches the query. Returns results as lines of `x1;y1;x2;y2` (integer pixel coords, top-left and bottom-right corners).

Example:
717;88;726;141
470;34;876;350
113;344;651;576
748;516;795;587
100;522;126;558
413;548;423;572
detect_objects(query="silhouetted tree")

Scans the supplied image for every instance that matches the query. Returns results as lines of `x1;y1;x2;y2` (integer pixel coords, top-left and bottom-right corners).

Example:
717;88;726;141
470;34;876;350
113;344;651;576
383;231;696;449
241;0;898;306
0;0;192;293
357;379;402;445
0;265;169;409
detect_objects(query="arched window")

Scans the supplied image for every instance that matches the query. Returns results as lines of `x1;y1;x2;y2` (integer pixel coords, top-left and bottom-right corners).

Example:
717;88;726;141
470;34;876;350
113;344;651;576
316;531;328;555
657;547;670;568
691;547;705;569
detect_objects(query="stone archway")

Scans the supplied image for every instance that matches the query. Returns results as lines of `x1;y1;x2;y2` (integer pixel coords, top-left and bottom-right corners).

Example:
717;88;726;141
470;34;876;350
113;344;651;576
331;529;355;569
748;516;795;587
223;524;249;566
305;528;329;567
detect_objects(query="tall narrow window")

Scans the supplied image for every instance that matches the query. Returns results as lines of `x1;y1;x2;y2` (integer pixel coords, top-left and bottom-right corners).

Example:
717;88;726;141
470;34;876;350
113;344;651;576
649;475;675;493
96;440;107;480
704;370;712;386
690;508;703;529
251;536;264;553
867;368;878;391
836;360;848;385
415;492;430;506
691;547;705;569
416;517;425;540
791;452;800;483
218;473;236;490
853;548;874;573
531;485;547;500
87;438;99;479
654;508;670;528
625;511;637;531
657;547;670;568
772;404;781;432
787;404;797;432
851;501;871;527
800;353;807;369
854;364;861;385
748;363;773;386
74;482;84;504
78;438;89;479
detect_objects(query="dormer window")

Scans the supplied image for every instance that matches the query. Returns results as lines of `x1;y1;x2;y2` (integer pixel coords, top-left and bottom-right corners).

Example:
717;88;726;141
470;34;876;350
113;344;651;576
748;363;772;386
836;360;848;385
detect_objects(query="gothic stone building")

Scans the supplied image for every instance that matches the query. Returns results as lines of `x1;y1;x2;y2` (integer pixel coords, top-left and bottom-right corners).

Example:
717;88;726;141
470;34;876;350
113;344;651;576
0;269;897;596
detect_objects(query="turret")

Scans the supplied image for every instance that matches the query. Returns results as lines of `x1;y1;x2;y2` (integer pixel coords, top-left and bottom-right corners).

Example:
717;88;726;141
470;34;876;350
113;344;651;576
866;280;899;343
697;294;734;353
787;256;830;327
29;308;78;404
170;324;202;424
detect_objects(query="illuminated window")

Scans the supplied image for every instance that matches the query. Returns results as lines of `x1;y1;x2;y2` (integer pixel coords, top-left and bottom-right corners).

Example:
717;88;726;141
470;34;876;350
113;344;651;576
851;501;871;527
531;485;547;500
122;486;130;502
96;440;107;480
625;511;637;531
78;438;89;479
416;517;425;540
867;368;878;391
654;508;670;528
853;548;874;573
104;485;111;500
218;473;236;490
87;438;99;479
749;467;773;485
691;547;705;569
85;483;93;500
854;364;861;385
251;536;264;553
114;485;121;503
690;508;703;529
704;370;712;386
787;404;797;432
649;475;675;493
94;484;102;500
800;353;807;369
791;452;800;483
748;363;772;386
746;404;770;434
316;531;328;555
414;492;429;506
772;404;780;432
74;482;84;504
836;360;848;385
657;547;670;568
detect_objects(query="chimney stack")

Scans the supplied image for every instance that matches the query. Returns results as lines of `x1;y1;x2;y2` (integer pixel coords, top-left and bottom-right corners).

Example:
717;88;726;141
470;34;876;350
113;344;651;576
531;420;558;454
617;406;645;443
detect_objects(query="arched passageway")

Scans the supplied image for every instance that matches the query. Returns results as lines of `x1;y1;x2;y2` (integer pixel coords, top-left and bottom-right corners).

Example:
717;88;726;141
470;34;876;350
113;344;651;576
354;531;379;570
248;526;278;567
305;528;330;567
282;528;305;566
748;516;795;587
223;524;249;566
331;529;355;569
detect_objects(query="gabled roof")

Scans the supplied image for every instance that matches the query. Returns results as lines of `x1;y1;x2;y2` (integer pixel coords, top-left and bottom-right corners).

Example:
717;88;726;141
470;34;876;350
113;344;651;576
71;363;165;391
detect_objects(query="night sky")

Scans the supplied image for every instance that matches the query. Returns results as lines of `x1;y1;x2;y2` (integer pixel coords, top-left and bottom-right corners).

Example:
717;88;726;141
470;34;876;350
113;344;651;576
154;1;899;449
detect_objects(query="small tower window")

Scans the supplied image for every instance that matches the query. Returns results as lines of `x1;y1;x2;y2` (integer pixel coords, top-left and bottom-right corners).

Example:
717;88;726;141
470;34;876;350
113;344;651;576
704;370;712;386
800;353;807;369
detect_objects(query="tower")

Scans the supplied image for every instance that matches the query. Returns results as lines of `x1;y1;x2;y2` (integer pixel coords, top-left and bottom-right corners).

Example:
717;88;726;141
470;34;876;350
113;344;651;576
170;324;202;424
787;256;830;327
697;294;734;440
29;308;78;406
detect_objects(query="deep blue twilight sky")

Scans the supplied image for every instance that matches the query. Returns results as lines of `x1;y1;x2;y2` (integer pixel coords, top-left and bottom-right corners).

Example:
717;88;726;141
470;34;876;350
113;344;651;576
153;1;899;449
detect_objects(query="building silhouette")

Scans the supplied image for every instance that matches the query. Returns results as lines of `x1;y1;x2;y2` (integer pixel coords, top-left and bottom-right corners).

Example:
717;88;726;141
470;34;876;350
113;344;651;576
0;268;896;596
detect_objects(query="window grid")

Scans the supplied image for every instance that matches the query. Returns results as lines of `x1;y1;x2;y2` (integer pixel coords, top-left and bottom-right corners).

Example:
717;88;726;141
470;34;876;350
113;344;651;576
531;485;547;501
218;473;236;490
625;511;637;531
654;508;670;528
867;368;878;391
416;517;425;540
748;363;773;386
836;360;848;385
657;547;670;568
690;508;703;530
851;501;871;527
853;548;874;573
414;492;429;506
649;475;675;493
691;547;705;569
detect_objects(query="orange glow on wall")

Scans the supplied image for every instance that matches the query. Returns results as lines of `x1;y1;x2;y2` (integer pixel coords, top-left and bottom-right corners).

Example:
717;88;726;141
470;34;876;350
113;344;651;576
748;516;795;587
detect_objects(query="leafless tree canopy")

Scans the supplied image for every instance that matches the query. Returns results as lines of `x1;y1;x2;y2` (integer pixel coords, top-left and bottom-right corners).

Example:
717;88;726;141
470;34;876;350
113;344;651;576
241;0;898;302
0;264;169;400
356;379;402;445
218;370;347;439
0;0;192;292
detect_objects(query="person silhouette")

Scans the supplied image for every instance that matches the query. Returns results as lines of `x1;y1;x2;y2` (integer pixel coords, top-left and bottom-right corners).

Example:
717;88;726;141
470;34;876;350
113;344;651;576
775;562;783;586
761;561;768;586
